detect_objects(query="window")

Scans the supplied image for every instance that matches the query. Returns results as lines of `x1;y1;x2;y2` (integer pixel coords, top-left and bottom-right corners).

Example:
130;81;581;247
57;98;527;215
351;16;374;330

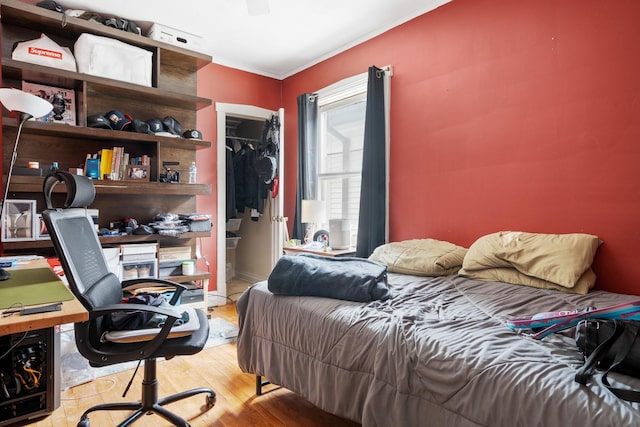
315;74;368;244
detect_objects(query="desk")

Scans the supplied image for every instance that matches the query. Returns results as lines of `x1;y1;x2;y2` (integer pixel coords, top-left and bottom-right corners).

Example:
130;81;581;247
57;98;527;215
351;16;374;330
284;246;356;258
0;259;86;426
0;259;88;336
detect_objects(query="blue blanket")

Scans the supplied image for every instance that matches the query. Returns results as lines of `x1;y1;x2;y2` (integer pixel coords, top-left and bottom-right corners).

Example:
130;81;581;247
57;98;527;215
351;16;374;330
267;253;391;302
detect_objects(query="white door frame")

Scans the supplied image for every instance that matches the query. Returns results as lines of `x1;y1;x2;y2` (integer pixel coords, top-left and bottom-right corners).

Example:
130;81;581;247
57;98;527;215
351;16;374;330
213;103;284;305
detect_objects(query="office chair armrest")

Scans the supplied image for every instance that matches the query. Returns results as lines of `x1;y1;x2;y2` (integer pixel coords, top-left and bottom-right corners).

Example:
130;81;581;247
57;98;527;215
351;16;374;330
122;278;189;305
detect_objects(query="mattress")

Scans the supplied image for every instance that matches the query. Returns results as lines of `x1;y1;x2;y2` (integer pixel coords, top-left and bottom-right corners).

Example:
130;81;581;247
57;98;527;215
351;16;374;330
236;273;640;426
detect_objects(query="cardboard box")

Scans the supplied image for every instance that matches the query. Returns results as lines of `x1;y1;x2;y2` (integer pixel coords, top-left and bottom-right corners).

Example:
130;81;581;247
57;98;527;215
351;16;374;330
159;245;192;262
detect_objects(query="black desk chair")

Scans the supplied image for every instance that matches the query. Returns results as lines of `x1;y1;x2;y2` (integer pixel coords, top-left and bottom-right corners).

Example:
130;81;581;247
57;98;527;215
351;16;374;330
42;171;215;427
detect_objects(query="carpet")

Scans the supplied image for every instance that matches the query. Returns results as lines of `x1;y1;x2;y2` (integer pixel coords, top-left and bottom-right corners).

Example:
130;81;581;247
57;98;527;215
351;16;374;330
60;317;239;390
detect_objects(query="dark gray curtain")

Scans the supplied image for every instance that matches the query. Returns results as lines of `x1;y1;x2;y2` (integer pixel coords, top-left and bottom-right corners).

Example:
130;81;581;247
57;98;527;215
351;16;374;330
293;93;318;240
356;66;387;258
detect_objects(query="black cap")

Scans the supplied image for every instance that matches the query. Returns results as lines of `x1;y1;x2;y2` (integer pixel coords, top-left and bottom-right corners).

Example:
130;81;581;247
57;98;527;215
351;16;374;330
162;116;182;135
146;118;164;133
87;114;112;129
182;129;203;140
105;110;132;131
132;119;151;134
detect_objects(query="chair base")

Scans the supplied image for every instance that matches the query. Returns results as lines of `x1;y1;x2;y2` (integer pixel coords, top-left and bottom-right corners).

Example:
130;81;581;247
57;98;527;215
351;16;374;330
77;358;216;427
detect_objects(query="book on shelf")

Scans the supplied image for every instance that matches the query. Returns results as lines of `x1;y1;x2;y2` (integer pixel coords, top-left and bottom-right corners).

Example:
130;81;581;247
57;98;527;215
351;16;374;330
86;148;150;181
21;81;76;125
99;148;113;180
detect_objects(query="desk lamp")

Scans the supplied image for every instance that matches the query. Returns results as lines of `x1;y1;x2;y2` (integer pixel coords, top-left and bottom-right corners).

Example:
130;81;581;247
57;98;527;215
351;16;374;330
0;88;53;280
301;199;326;245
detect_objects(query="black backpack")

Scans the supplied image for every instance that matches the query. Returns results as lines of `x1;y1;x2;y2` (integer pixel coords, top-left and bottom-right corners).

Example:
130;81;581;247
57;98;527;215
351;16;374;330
255;115;280;184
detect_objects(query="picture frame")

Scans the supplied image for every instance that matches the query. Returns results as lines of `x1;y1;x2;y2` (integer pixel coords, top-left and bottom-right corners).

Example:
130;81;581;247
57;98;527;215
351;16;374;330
1;200;37;242
125;165;150;181
21;81;77;126
35;214;50;240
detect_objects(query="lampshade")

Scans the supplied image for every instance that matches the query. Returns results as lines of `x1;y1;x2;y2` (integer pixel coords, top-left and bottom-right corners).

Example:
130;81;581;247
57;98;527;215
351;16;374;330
0;88;53;119
301;199;326;224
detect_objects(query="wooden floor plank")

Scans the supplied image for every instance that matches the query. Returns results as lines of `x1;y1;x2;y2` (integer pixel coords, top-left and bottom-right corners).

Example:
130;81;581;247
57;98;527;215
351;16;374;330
23;302;360;427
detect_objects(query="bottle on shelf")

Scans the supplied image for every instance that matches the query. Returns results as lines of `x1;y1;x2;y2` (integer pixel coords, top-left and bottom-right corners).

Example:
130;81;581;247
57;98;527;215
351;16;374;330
48;162;59;173
189;161;197;184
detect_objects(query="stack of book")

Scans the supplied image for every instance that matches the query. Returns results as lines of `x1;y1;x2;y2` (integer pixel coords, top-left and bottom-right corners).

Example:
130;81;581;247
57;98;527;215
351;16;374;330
85;148;150;181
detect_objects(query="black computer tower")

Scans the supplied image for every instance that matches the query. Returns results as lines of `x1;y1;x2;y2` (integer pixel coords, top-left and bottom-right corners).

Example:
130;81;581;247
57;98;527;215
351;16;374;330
0;327;60;425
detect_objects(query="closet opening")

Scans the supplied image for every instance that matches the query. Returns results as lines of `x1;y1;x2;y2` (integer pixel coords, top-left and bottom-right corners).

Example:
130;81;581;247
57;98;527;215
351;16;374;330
225;116;271;300
214;102;285;306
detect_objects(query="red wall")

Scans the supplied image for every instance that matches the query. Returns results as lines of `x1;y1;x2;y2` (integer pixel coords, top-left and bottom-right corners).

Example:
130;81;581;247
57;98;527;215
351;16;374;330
196;63;281;289
282;0;640;295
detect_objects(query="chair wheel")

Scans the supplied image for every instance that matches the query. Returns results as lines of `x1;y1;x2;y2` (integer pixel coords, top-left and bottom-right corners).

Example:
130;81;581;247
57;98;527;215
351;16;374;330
77;417;90;427
206;392;216;407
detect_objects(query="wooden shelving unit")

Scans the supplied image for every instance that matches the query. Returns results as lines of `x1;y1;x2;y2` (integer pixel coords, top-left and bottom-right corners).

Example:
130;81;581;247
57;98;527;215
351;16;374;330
0;0;214;337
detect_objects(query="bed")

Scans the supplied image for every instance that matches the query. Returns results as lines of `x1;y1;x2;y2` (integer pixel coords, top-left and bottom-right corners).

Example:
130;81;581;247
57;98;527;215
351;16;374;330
236;233;640;426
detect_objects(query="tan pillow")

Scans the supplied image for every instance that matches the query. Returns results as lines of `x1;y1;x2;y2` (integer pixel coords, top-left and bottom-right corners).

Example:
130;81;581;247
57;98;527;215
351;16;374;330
496;232;601;288
462;231;601;289
461;232;511;271
458;266;596;295
369;239;467;276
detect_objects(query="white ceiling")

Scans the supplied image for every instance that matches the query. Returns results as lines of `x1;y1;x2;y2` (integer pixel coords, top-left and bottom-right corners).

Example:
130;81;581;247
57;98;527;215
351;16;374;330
55;0;451;79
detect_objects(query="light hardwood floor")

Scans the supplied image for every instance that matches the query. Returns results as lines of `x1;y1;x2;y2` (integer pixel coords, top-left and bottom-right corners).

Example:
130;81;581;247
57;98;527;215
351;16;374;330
25;300;360;427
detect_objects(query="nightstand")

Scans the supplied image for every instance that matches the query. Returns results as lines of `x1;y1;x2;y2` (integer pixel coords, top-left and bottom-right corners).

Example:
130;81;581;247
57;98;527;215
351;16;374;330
283;246;356;258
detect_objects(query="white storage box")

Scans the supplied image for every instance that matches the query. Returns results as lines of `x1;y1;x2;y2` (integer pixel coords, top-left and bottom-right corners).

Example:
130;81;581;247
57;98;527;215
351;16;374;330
226;237;241;249
74;33;153;87
121;259;158;280
119;243;158;261
12;33;77;72
102;247;121;279
147;23;207;55
119;243;158;280
226;218;242;232
86;209;99;232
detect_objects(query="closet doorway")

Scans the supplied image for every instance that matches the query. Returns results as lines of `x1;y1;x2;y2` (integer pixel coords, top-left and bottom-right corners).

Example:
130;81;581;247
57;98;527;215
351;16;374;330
214;103;285;305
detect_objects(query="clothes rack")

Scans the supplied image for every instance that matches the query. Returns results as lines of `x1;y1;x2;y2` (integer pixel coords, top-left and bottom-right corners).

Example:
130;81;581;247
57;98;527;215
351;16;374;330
226;136;260;143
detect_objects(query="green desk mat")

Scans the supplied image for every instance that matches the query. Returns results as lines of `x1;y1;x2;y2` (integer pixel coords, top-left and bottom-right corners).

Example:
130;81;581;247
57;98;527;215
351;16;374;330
0;268;74;309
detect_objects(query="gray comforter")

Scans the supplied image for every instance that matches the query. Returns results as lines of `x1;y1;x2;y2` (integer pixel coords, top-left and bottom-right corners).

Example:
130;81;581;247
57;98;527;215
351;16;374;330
236;273;640;426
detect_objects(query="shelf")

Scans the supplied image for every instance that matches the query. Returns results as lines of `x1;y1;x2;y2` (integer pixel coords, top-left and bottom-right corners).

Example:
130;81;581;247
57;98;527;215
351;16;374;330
6;175;211;196
100;232;211;245
1;59;212;111
164;271;210;283
2;232;211;251
2;119;211;149
1;0;213;308
0;0;212;70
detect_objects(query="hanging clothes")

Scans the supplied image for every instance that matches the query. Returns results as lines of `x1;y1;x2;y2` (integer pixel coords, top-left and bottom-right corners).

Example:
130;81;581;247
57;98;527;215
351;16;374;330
233;142;266;220
225;140;236;221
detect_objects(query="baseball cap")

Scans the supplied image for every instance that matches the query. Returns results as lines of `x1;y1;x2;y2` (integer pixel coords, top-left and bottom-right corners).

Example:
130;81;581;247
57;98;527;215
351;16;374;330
105;110;132;131
162;116;183;135
37;1;64;13
182;129;203;140
147;118;177;137
87;114;112;129
132;119;151;134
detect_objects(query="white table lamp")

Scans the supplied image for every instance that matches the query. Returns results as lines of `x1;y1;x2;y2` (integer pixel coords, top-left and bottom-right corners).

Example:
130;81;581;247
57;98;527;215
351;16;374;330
0;88;53;280
301;199;326;244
